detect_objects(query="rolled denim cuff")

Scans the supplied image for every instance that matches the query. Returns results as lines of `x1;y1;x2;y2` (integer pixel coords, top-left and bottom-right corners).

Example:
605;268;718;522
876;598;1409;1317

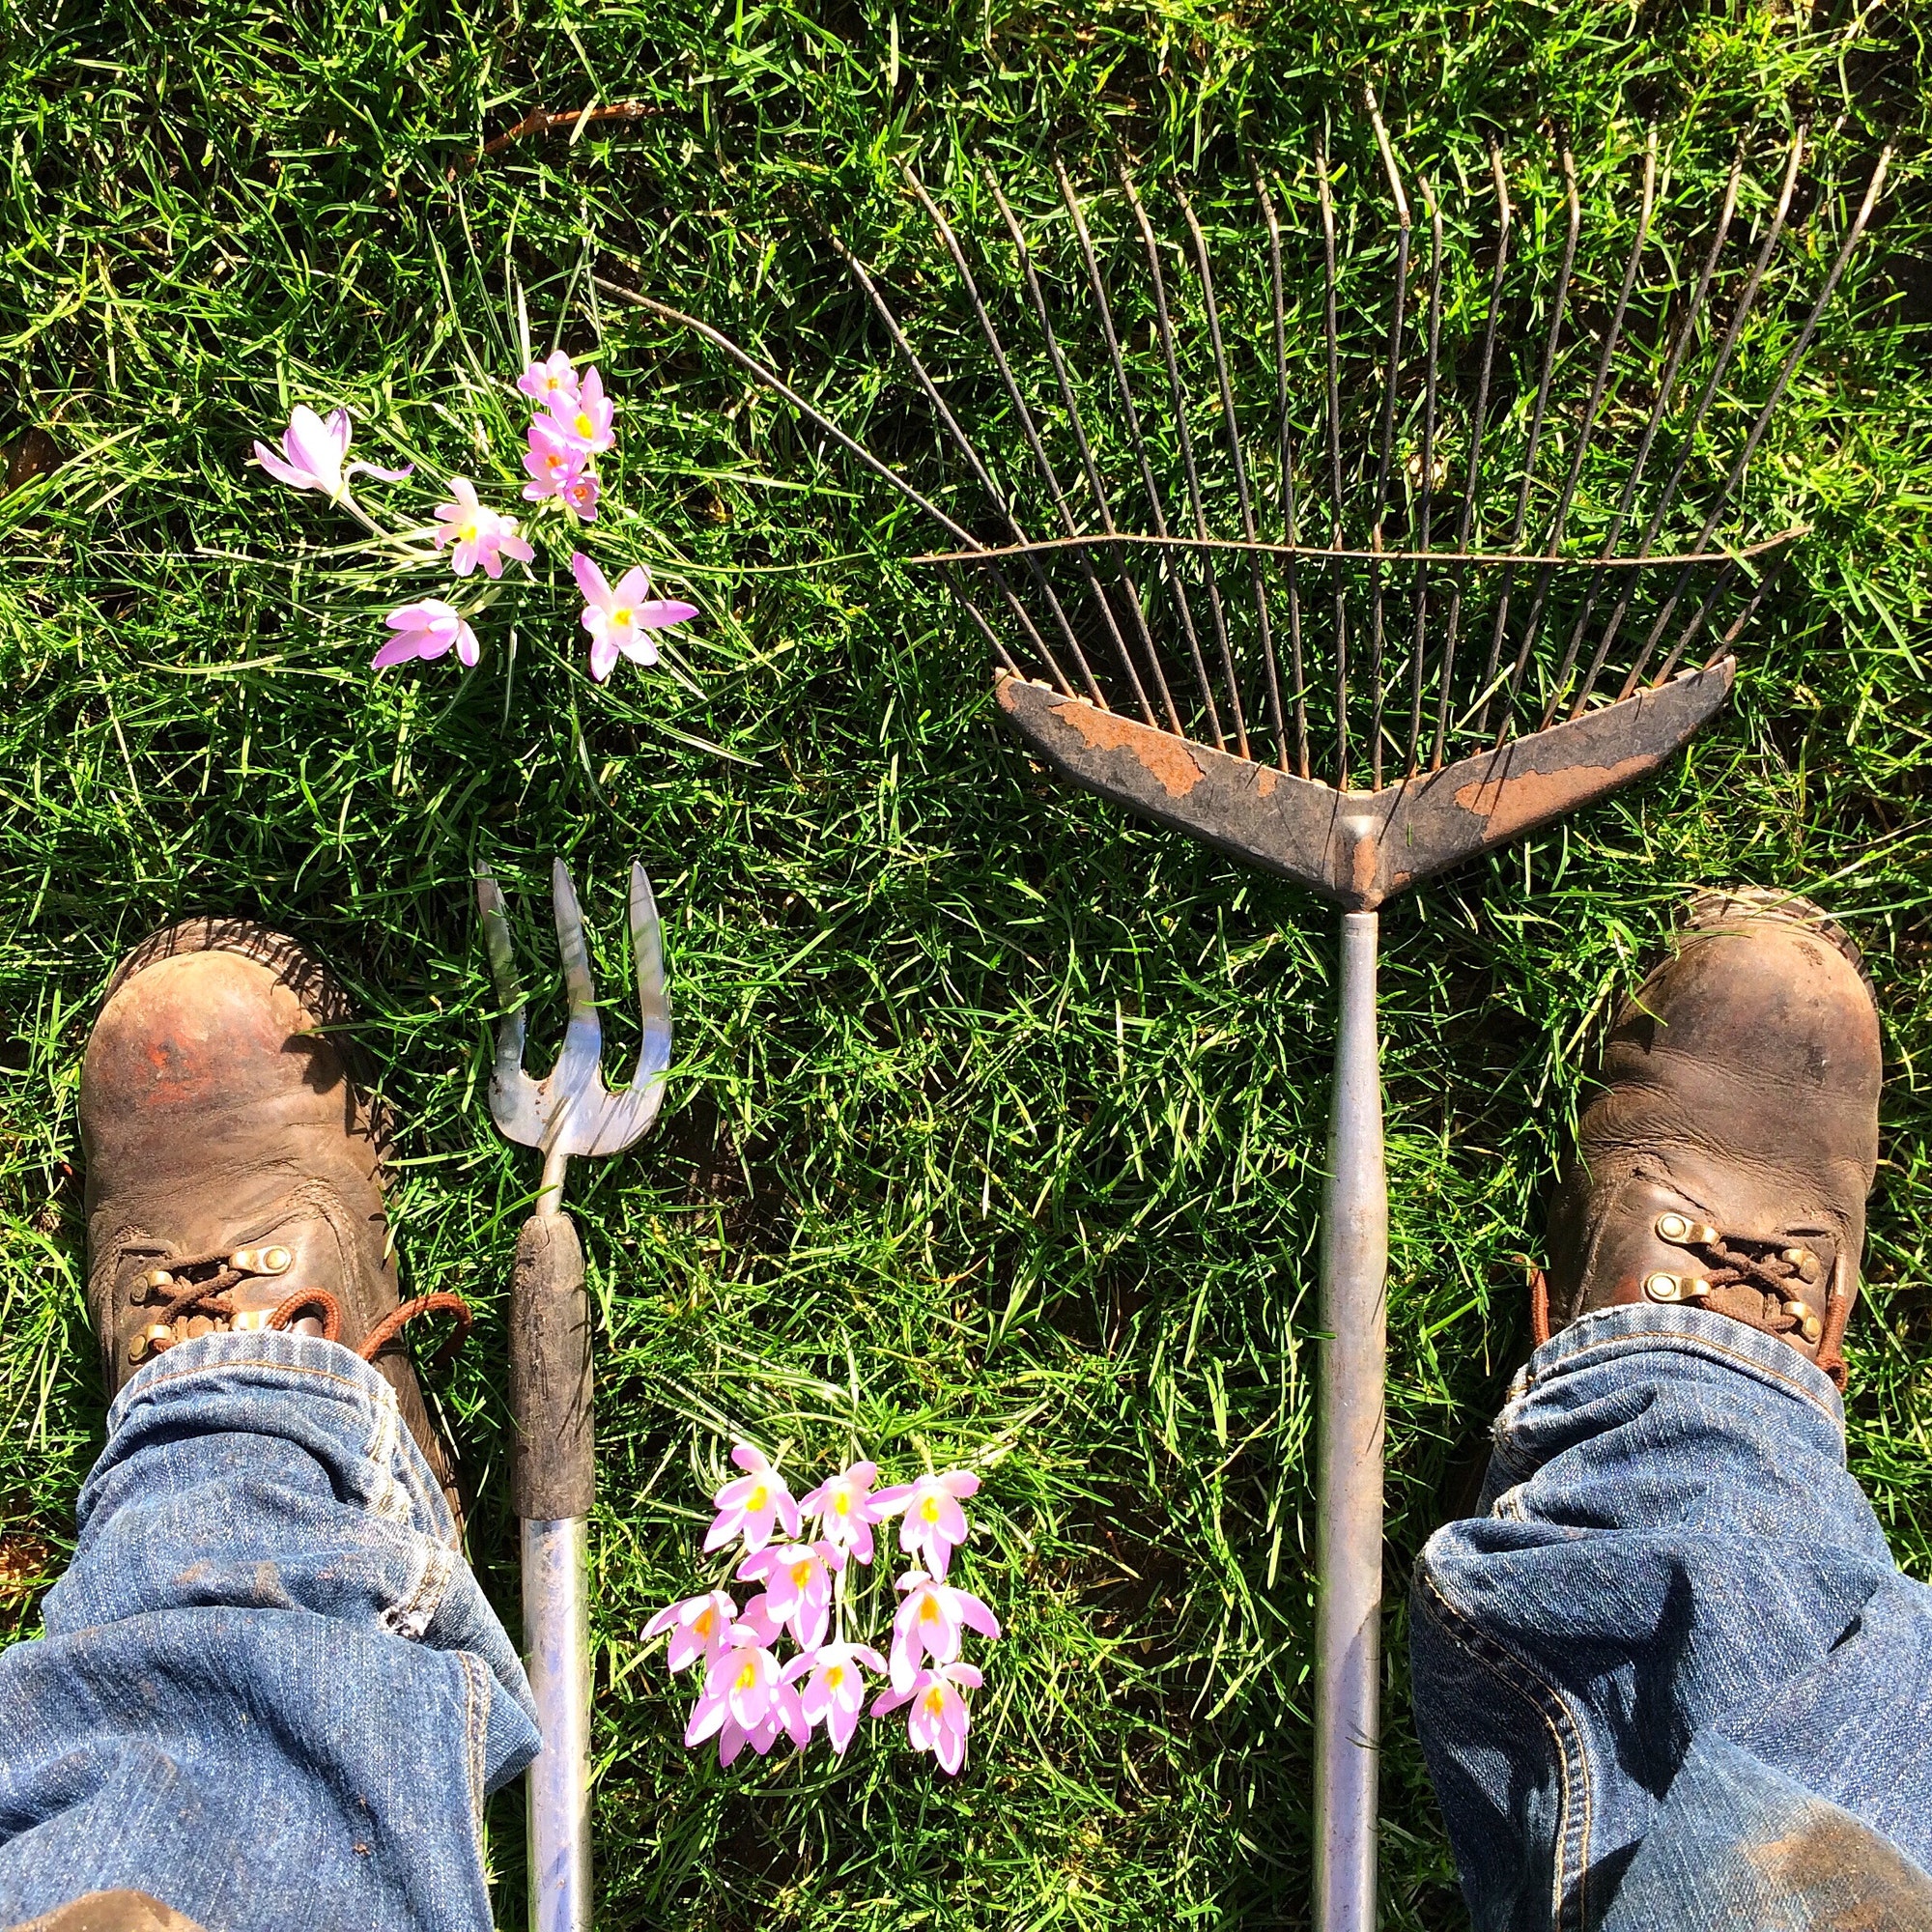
99;1327;453;1547
1516;1301;1845;1431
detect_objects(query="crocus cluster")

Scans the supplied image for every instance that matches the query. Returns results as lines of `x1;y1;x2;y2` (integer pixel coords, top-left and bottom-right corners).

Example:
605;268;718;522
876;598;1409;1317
643;1444;999;1776
249;351;696;685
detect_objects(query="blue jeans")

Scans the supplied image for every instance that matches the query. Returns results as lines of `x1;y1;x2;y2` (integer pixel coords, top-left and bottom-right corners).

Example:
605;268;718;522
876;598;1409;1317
1414;1304;1932;1931
0;1331;538;1932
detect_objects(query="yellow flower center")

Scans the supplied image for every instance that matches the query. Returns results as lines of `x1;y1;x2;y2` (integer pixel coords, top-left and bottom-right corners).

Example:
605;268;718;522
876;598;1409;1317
921;1495;942;1522
923;1688;947;1715
747;1482;766;1509
694;1608;714;1635
825;1664;844;1689
574;412;595;438
612;607;632;627
735;1660;757;1691
920;1596;941;1623
834;1492;849;1515
459;521;479;543
790;1561;812;1589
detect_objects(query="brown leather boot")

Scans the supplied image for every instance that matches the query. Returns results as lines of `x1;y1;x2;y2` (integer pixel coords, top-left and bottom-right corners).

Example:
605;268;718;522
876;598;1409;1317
1540;889;1882;1389
80;920;469;1518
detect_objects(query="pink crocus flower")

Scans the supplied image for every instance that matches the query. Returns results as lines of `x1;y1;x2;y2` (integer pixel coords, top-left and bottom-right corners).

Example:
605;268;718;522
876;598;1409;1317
521;417;585;506
732;1593;785;1647
684;1629;809;1757
782;1642;887;1754
873;1661;983;1776
518;350;581;409
798;1460;883;1565
545;363;615;455
432;477;535;580
252;405;411;501
872;1468;980;1577
703;1442;801;1555
572;551;697;684
889;1570;1001;1691
371;599;478;670
640;1590;737;1674
736;1541;841;1652
559;469;600;522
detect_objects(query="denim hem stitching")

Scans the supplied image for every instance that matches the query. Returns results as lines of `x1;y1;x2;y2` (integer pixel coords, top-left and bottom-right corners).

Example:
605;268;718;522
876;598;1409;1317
460;1649;488;1846
1419;1573;1595;1932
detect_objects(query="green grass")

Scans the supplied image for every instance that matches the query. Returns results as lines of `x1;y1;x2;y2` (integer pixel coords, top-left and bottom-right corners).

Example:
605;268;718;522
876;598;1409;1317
2;1;1931;1926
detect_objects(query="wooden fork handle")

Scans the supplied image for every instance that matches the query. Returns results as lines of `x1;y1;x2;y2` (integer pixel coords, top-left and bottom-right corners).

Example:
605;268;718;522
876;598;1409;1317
509;1209;595;1520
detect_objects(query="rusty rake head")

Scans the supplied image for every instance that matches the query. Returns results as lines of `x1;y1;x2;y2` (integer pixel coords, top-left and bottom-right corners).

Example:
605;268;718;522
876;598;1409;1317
476;859;672;1197
626;104;1889;907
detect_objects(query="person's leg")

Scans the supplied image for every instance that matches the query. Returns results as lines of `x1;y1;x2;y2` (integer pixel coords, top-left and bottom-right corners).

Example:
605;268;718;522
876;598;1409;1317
1410;893;1932;1932
0;1330;537;1932
0;922;536;1932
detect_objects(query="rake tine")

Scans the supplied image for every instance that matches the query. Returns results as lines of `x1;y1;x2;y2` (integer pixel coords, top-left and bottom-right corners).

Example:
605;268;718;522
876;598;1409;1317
1120;161;1250;759
1180;191;1287;770
1366;90;1410;788
1623;144;1891;697
1507;130;1660;734
1057;157;1214;743
1253;163;1310;779
905;168;1137;715
1650;556;1743;686
1406;179;1442;777
984;170;1171;731
1433;144;1510;770
943;566;1023;678
612;284;1077;698
1475;139;1579;739
1562;136;1747;719
1698;553;1788;673
1318;131;1349;783
819;217;1104;711
1595;131;1805;696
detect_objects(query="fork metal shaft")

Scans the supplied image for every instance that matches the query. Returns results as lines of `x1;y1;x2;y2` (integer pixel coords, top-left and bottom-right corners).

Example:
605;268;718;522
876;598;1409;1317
1314;910;1386;1932
525;1515;592;1932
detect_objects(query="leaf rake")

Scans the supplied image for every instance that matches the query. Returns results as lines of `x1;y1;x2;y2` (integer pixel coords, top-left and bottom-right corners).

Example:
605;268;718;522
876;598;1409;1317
610;99;1889;1930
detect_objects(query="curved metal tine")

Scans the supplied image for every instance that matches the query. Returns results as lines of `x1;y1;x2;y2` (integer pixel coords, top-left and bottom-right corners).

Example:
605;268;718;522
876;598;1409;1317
1406;179;1442;778
819;217;1087;701
983;170;1167;728
1252;162;1310;779
1476;139;1579;741
1513;131;1660;733
1318;130;1349;784
572;859;672;1153
1596;132;1805;696
904;168;1126;713
476;866;542;1146
1058;158;1217;744
1179;191;1284;768
545;859;607;1158
1622;144;1890;698
1560;137;1747;720
1120;159;1248;758
1366;89;1410;789
1433;144;1511;770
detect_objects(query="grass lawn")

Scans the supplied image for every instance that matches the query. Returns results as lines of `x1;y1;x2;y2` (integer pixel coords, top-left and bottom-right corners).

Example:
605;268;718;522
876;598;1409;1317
3;1;1930;1925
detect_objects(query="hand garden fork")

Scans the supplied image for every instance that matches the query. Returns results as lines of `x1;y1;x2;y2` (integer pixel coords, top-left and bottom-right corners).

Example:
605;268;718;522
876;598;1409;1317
476;858;672;1932
610;100;1889;1931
